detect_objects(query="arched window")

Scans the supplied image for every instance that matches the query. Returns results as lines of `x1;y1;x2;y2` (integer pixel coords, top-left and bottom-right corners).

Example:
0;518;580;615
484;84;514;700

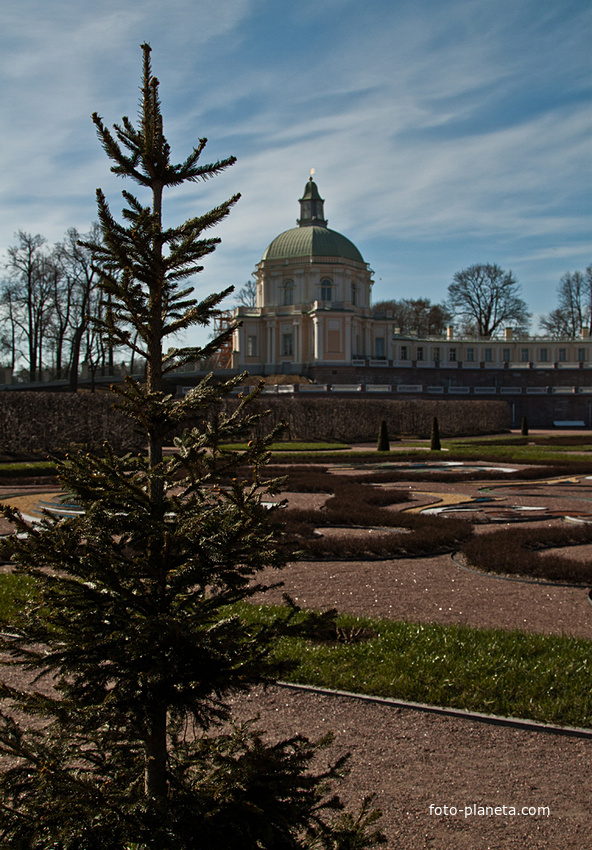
351;283;357;306
283;280;294;306
321;278;332;302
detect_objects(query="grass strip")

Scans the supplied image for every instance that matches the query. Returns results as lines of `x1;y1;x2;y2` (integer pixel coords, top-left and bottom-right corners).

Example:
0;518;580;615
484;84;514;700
0;461;57;477
222;441;351;452
235;603;592;729
265;446;592;466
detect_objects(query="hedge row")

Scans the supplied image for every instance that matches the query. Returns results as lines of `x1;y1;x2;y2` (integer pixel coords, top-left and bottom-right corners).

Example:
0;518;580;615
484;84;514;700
275;467;473;560
0;391;510;455
0;392;143;455
217;397;511;441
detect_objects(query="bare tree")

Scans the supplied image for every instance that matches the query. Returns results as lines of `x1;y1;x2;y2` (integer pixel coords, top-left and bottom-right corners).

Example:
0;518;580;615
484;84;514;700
5;231;54;381
540;267;592;338
0;227;118;388
0;281;21;372
373;297;450;335
447;263;530;339
234;278;257;307
58;226;102;390
45;245;70;378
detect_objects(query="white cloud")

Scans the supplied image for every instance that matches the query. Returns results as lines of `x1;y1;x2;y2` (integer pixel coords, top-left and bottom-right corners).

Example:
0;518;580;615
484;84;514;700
0;0;589;335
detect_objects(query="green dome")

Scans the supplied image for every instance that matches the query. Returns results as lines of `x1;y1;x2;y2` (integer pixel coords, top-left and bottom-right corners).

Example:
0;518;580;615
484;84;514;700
262;225;364;264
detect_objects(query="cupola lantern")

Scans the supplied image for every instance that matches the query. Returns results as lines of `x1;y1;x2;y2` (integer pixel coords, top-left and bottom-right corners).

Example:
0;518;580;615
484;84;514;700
297;175;327;227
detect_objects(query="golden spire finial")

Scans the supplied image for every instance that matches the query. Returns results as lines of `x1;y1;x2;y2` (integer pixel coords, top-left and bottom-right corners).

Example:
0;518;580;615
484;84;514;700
310;168;315;179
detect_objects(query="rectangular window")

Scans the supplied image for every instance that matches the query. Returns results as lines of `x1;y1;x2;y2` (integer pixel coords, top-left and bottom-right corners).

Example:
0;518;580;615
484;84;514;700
375;337;385;358
448;348;456;362
578;348;586;362
400;345;408;361
327;330;341;352
466;348;474;362
521;349;529;362
539;348;548;362
416;346;424;361
502;349;511;362
282;333;293;356
433;347;440;362
558;348;567;362
246;335;257;357
484;348;493;362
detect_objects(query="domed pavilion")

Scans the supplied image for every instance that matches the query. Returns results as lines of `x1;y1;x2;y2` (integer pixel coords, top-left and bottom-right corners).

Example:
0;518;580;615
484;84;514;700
233;176;388;374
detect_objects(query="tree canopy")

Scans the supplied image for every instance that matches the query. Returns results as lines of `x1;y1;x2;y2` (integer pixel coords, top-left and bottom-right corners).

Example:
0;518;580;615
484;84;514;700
372;297;450;336
447;263;530;339
540;266;592;338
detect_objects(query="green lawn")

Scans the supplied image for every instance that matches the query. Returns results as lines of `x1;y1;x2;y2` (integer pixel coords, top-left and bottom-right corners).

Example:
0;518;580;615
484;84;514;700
1;433;590;469
0;575;589;728
0;574;37;625
0;460;57;477
235;603;592;729
221;441;351;452
266;434;592;465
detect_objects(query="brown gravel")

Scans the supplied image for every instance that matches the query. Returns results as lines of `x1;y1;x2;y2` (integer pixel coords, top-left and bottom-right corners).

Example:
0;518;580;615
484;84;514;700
228;686;592;849
255;553;592;639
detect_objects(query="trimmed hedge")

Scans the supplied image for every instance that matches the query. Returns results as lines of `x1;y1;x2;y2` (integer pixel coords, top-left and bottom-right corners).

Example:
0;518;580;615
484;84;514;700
460;525;592;584
0;392;143;455
216;397;510;442
274;467;473;560
0;391;510;455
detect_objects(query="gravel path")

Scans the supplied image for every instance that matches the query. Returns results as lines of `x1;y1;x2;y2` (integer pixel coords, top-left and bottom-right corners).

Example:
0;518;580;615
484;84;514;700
228;685;591;849
255;553;592;639
242;545;592;847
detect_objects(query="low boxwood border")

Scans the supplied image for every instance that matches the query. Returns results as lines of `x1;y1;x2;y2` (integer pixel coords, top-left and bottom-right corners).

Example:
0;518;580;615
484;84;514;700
458;524;592;584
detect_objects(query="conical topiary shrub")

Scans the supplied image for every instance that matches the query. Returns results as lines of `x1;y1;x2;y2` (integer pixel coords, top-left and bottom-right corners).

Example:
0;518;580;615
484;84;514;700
377;419;390;452
521;416;529;436
430;416;441;451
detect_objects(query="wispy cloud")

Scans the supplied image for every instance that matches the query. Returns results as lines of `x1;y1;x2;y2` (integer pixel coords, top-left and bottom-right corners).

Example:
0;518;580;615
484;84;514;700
0;0;589;330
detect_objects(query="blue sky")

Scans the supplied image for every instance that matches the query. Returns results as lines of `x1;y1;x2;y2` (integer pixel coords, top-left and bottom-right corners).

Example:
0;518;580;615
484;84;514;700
1;0;590;345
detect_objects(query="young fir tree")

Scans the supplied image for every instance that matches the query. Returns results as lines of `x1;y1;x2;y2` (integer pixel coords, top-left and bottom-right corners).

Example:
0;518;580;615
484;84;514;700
0;45;384;848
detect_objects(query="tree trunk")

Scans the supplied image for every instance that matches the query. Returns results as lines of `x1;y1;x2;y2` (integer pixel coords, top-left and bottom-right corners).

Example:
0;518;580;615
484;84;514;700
69;329;84;392
144;704;168;799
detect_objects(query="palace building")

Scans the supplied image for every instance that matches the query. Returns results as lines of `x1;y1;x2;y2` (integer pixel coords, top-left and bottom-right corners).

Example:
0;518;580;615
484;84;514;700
230;177;592;427
233;175;380;374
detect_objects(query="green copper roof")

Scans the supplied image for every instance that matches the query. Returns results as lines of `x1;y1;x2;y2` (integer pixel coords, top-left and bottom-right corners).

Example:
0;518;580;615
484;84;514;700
262;225;364;263
300;178;323;202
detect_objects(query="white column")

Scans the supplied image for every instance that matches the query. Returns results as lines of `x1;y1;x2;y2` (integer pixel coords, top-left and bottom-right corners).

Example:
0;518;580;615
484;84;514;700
313;315;324;362
236;325;245;365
